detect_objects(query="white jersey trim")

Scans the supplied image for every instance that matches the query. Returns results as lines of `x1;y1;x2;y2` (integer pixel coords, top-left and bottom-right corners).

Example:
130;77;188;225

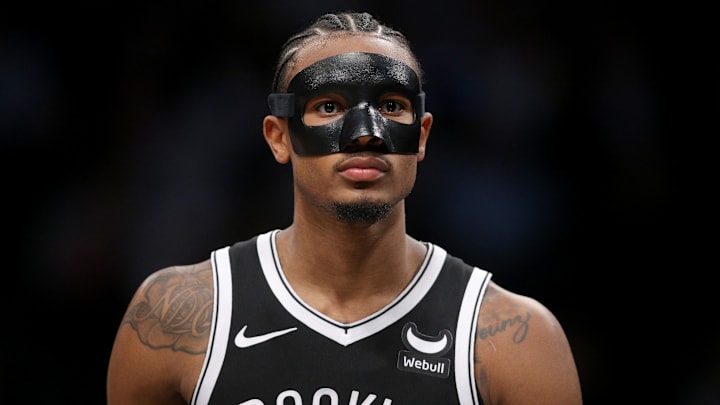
191;246;233;405
455;267;492;405
257;229;447;346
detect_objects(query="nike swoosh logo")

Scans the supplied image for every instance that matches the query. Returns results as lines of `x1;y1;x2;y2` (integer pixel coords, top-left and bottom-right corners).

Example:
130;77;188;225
234;325;298;348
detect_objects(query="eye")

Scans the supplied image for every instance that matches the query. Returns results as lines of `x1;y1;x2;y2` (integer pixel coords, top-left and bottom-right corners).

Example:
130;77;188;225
318;101;341;114
380;100;404;113
303;95;347;126
377;95;414;124
307;96;346;116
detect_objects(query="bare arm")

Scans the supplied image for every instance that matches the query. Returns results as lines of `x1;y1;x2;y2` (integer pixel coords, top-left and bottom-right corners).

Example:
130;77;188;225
107;260;214;405
474;282;583;405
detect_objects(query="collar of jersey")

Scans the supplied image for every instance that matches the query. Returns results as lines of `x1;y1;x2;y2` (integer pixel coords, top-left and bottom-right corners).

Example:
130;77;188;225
257;229;446;346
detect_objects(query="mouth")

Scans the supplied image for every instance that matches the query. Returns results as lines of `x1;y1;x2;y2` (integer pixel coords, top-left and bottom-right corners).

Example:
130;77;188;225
336;156;390;182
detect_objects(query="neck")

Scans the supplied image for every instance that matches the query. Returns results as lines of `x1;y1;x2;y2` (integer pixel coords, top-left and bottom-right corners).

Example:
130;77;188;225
275;202;427;322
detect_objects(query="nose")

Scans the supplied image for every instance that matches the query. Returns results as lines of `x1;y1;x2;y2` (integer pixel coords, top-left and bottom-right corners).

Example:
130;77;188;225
344;134;387;152
339;104;387;151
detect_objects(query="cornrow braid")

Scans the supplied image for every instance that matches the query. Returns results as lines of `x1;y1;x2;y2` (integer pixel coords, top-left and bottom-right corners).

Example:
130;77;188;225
270;11;422;92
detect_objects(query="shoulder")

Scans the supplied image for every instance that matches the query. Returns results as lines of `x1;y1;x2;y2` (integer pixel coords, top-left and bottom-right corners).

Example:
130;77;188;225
118;260;215;360
474;281;583;405
129;260;215;353
107;259;214;404
476;281;559;344
134;261;214;324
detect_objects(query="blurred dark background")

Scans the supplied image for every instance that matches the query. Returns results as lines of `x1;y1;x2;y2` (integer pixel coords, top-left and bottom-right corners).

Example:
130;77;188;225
2;1;716;404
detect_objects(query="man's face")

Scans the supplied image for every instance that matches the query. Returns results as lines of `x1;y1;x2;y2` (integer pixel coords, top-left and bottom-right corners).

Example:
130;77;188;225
264;35;432;224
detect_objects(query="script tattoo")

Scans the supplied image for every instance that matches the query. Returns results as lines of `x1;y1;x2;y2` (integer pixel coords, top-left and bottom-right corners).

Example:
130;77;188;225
477;311;531;344
124;264;213;354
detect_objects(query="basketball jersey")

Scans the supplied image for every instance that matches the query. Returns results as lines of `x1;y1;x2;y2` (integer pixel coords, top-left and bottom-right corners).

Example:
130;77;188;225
191;230;492;405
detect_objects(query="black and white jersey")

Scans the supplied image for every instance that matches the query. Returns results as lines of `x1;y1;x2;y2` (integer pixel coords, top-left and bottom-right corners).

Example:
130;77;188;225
191;230;492;405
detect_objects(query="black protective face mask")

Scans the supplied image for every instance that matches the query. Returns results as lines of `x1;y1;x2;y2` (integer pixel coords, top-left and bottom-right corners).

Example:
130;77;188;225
268;52;425;156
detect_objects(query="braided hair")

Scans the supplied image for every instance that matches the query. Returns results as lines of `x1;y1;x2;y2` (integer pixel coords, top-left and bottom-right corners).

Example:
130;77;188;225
270;11;423;92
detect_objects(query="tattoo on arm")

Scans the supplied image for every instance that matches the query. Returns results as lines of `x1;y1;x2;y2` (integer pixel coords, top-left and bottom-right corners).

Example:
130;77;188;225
123;264;213;354
477;311;531;344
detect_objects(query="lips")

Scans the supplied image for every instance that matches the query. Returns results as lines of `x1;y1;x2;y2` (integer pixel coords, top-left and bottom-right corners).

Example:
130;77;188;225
336;156;390;172
336;156;390;182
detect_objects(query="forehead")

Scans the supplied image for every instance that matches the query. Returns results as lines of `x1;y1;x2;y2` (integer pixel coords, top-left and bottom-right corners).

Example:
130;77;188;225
289;35;417;82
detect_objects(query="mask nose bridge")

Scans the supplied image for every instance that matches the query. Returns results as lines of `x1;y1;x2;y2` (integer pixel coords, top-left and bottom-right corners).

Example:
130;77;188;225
339;102;385;149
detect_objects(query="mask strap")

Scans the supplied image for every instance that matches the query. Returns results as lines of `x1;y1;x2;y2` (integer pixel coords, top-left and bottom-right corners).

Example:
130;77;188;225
268;93;295;117
416;92;426;117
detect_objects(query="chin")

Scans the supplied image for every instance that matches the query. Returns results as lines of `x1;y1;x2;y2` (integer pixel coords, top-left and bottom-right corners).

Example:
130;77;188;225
332;200;393;224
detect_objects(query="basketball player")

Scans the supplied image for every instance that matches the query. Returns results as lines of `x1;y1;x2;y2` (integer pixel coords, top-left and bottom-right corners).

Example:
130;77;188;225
107;11;583;405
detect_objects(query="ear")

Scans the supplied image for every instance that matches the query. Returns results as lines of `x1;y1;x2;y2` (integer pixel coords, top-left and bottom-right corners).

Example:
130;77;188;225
416;112;433;162
263;115;292;164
